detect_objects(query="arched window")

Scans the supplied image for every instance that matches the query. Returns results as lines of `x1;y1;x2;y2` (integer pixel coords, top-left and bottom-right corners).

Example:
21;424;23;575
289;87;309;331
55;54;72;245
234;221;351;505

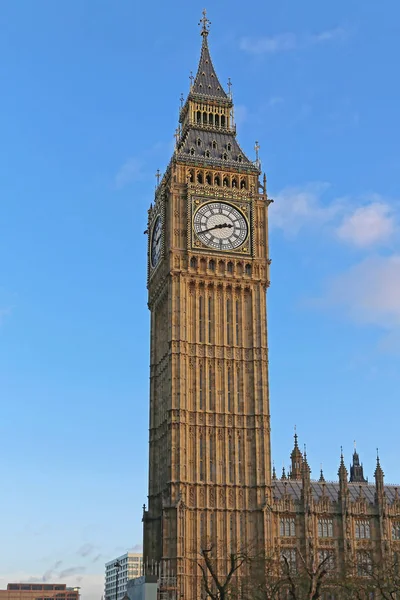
223;152;228;161
197;111;201;124
209;259;215;271
199;437;205;481
205;150;210;159
227;143;231;151
227;261;233;273
232;177;238;188
189;170;194;182
240;178;246;189
208;113;213;125
245;264;252;276
205;171;211;183
190;147;195;156
199;296;204;342
197;172;203;184
223;176;229;187
190;257;197;269
212;140;217;149
199;363;204;408
203;112;207;124
208;296;213;342
221;115;226;127
227;368;232;412
214;175;221;186
197;138;201;147
215;114;219;127
209;434;215;481
238;155;243;163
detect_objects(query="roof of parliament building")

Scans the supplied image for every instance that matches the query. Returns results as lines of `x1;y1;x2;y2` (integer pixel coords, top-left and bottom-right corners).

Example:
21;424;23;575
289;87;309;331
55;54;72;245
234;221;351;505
272;433;399;506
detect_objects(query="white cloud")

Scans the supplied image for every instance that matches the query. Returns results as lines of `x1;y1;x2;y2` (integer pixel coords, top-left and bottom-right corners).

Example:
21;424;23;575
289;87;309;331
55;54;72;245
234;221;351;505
115;157;144;189
318;255;400;328
271;183;341;235
240;27;347;55
272;184;398;248
336;202;396;247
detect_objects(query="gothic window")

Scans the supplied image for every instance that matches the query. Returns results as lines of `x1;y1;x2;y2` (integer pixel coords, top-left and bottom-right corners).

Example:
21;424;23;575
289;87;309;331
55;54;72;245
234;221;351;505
214;175;221;186
208;296;213;342
318;550;336;574
227;143;231;151
240;177;246;189
199;364;204;410
208;364;214;411
197;138;201;147
203;112;207;124
223;153;228;161
235;299;240;345
199;437;205;481
210;512;215;539
205;151;211;160
227;368;232;412
229;513;235;552
280;517;296;537
232;177;238;188
318;519;333;538
208;113;213;125
392;523;400;540
280;548;297;574
356;551;372;577
238;155;243;163
226;298;232;344
197;111;201;124
221;114;226;127
199;295;204;342
355;520;371;539
209;259;215;272
227;261;233;273
190;257;197;269
197;172;203;184
209;434;215;481
190;147;195;156
245;264;252;276
238;436;243;483
212;140;217;149
189;169;194;182
223;176;229;187
215;114;219;127
236;369;242;413
228;437;234;482
200;512;206;543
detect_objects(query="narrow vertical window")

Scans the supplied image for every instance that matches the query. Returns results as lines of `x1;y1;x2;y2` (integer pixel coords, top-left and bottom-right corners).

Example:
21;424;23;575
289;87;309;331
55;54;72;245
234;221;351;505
209;434;214;481
235;299;240;345
230;513;235;552
200;512;206;543
199;295;204;342
238;437;243;483
236;369;241;413
226;298;231;344
200;437;205;481
208;296;212;343
208;364;214;411
227;368;232;412
228;437;234;482
199;364;204;410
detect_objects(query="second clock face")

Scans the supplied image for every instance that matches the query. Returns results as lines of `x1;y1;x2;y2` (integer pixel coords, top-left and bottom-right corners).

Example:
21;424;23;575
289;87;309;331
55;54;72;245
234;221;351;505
150;215;162;267
193;202;248;251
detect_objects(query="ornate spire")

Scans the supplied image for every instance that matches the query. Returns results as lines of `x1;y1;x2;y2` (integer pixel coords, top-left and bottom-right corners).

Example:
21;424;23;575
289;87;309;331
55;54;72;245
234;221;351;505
374;449;384;493
272;462;277;481
319;465;325;483
349;443;367;483
289;427;303;481
281;466;287;480
338;447;348;482
191;10;228;99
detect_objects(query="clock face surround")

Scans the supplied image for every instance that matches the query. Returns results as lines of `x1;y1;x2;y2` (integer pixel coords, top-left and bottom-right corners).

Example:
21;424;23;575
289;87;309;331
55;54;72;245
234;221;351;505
150;215;162;267
193;201;248;251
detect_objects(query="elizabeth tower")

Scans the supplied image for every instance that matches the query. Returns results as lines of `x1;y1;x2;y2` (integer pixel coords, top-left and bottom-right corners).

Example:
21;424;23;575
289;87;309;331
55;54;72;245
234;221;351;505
143;12;273;598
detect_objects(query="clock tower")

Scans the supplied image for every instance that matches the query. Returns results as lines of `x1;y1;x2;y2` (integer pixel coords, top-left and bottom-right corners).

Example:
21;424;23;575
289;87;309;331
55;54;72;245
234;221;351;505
144;12;272;599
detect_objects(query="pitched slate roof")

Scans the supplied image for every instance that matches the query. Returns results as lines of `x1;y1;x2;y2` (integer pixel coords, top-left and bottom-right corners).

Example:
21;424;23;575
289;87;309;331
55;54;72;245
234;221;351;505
272;480;400;505
177;127;255;169
192;32;228;100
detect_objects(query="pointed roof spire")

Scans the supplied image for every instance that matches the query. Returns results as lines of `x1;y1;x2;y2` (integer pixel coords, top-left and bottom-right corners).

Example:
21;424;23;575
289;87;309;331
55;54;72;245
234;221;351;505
272;462;277;481
319;464;325;483
281;466;287;480
290;426;303;481
349;442;367;483
192;10;228;99
338;446;348;482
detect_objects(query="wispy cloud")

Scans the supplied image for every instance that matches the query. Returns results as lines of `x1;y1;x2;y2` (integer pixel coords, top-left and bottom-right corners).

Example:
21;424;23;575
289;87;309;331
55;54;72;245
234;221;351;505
59;567;86;579
115;157;144;189
272;184;398;248
336;201;396;247
77;543;95;558
240;27;347;55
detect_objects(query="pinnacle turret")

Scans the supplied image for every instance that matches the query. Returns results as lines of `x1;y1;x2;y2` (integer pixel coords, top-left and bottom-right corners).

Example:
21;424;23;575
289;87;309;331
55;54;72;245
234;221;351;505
289;428;303;481
349;443;367;483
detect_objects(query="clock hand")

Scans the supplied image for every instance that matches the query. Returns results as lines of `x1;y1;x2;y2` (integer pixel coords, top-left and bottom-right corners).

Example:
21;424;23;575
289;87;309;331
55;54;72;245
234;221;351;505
201;223;233;234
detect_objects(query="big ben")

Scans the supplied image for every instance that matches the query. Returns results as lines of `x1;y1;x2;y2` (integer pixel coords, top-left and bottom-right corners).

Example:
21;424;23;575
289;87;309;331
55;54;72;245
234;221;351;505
143;11;272;599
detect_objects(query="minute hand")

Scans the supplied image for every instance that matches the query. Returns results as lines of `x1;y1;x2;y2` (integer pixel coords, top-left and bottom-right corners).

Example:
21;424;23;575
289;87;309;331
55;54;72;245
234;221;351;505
201;223;233;234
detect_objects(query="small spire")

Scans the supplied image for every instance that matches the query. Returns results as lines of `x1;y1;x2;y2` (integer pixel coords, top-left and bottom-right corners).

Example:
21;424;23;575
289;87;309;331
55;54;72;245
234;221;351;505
272;463;277;480
319;464;325;483
255;140;260;162
338;446;348;483
155;169;161;187
180;92;184;108
189;71;194;90
199;8;211;39
227;77;232;99
281;466;287;480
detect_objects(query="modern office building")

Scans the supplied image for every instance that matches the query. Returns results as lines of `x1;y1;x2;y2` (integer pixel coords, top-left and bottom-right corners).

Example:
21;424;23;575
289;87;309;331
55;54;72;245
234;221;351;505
0;584;80;600
104;553;143;600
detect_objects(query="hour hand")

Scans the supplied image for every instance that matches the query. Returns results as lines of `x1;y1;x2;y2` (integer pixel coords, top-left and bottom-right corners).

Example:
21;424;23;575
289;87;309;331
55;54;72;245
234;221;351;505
201;222;233;234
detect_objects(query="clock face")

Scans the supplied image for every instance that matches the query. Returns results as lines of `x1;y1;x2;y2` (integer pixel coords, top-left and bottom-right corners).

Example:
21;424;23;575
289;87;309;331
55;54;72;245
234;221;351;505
150;215;162;267
193;202;248;251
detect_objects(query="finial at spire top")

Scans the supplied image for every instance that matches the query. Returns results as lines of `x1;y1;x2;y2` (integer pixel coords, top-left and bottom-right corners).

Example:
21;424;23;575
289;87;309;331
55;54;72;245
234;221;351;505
199;9;211;37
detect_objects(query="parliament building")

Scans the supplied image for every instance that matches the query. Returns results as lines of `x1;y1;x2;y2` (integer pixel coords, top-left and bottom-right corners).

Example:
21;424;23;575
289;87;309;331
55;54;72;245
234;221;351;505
142;12;399;599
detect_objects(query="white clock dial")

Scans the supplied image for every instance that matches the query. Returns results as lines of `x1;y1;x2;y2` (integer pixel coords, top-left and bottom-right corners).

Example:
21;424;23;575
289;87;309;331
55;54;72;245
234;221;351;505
193;202;248;250
150;215;162;267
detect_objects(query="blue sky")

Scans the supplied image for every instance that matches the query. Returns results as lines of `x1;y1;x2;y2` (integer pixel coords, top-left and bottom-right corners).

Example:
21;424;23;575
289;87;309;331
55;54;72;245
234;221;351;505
1;1;399;598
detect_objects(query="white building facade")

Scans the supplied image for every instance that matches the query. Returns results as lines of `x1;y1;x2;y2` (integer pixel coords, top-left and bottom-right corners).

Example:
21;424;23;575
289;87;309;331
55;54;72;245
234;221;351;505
105;553;143;600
